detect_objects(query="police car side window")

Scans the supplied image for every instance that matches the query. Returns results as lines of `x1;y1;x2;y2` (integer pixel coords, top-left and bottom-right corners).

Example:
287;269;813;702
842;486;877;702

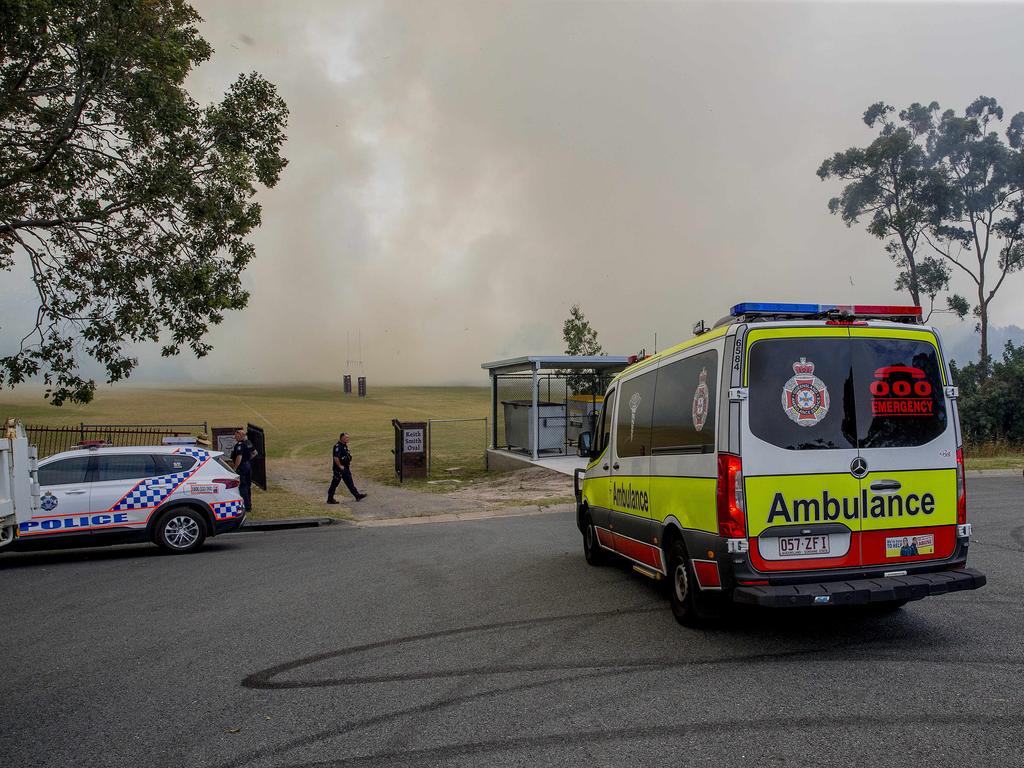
38;457;91;486
652;350;718;454
155;455;197;475
94;454;161;482
616;371;656;458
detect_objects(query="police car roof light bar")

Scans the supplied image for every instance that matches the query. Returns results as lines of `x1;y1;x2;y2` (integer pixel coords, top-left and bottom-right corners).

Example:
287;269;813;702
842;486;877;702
730;302;922;324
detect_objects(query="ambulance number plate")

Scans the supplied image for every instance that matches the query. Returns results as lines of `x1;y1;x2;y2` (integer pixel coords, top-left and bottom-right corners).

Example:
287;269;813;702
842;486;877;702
777;535;830;558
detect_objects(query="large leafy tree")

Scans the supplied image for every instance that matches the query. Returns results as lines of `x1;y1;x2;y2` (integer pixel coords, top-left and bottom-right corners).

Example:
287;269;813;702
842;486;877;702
0;0;288;404
821;98;1024;363
817;102;966;321
927;97;1024;363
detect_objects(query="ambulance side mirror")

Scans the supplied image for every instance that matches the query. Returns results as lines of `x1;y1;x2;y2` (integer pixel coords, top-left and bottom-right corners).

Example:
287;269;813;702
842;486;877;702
577;432;593;458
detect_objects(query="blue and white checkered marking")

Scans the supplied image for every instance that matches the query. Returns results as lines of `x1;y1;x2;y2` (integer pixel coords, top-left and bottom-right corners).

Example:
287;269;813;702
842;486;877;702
174;447;210;459
112;470;192;511
213;500;245;520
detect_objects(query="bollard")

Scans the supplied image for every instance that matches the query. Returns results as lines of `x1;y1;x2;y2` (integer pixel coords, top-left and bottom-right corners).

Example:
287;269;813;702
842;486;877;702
358;377;367;397
343;375;352;394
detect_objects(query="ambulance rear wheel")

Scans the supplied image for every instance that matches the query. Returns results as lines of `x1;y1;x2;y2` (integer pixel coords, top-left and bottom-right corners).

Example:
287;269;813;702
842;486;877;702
667;540;701;626
582;514;607;566
154;508;207;554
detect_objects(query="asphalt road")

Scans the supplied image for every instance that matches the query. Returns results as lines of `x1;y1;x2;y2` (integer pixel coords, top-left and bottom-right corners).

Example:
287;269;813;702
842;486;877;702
3;476;1022;767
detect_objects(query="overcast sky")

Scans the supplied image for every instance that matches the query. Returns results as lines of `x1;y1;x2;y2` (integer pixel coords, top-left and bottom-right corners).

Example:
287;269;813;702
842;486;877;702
5;0;1024;388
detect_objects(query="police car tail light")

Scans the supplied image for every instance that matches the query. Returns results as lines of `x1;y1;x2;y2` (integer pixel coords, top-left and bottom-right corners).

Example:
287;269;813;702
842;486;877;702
955;447;967;525
716;454;746;539
214;477;240;489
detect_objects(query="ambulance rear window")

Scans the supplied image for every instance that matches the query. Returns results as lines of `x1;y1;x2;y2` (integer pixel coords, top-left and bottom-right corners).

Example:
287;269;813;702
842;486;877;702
748;338;856;450
747;335;948;451
852;337;947;448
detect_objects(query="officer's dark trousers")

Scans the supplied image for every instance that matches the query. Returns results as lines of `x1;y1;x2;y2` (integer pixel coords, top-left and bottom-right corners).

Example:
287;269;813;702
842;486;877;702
328;469;360;500
238;463;253;511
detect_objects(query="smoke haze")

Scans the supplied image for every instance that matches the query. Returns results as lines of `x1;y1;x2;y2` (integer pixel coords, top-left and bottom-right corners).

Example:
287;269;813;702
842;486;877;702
4;1;1024;386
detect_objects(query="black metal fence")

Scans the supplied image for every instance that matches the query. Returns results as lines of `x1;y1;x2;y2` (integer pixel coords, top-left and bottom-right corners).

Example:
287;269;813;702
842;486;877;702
25;423;209;458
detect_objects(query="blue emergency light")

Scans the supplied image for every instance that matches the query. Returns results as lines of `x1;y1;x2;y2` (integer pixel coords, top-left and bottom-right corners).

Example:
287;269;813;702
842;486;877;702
730;302;821;316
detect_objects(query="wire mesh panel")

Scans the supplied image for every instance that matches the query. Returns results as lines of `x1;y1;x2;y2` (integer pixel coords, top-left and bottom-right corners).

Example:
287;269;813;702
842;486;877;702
493;371;615;455
427;418;488;478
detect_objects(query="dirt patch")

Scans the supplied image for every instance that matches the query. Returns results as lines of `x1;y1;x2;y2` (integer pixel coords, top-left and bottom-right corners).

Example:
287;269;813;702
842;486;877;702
269;458;574;521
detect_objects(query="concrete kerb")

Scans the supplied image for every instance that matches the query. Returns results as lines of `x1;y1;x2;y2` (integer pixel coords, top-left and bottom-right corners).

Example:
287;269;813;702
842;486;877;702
358;503;575;528
242;517;348;532
966;469;1021;478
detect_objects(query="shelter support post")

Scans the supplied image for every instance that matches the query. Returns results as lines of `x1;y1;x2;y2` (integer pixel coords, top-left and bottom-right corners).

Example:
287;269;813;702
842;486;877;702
490;373;498;449
531;363;539;461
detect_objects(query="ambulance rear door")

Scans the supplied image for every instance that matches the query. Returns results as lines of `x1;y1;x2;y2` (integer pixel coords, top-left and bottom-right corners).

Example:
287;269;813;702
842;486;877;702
848;327;958;567
741;327;864;573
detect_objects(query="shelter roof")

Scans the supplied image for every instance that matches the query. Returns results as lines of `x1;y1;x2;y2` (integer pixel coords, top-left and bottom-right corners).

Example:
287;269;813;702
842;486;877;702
481;355;631;374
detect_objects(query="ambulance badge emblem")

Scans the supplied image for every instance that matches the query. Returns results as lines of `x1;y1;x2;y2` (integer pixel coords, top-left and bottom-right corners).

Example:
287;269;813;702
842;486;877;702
782;357;829;426
692;367;710;431
628;392;642;441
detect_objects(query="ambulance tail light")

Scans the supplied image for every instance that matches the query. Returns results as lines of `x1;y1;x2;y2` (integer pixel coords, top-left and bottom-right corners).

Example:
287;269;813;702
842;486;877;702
214;477;240;489
955;446;967;525
717;454;746;538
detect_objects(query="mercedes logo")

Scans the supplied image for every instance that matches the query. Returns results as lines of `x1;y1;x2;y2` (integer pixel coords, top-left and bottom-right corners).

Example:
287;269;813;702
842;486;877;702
850;457;868;479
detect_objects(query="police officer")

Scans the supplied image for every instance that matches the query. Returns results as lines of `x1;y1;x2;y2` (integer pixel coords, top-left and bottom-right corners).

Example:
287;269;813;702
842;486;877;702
328;432;367;503
231;427;255;513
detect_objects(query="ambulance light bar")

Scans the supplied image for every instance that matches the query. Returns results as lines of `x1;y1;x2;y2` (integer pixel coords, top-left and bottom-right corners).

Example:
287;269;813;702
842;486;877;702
730;302;922;323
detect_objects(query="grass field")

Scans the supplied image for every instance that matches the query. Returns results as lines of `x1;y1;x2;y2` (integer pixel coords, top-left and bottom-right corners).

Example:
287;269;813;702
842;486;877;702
2;384;494;518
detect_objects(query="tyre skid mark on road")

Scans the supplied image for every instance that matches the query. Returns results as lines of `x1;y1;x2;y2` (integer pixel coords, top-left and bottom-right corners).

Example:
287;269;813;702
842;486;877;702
226;605;1024;768
250;713;1024;768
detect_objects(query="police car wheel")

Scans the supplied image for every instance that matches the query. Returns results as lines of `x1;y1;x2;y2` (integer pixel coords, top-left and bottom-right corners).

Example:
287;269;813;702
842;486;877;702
155;508;207;554
582;514;607;566
667;540;700;626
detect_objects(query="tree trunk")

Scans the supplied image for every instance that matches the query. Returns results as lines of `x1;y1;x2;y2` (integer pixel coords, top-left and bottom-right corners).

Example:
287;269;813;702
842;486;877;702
901;238;922;306
978;294;989;367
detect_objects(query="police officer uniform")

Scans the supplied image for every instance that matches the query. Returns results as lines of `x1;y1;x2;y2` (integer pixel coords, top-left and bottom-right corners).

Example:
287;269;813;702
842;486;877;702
231;435;255;512
328;438;365;502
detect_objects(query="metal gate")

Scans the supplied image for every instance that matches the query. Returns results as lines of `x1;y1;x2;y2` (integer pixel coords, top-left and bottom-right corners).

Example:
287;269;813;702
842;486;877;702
247;423;267;491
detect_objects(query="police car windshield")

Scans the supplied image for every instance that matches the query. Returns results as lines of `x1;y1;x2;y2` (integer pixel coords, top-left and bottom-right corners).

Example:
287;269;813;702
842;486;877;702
748;336;947;451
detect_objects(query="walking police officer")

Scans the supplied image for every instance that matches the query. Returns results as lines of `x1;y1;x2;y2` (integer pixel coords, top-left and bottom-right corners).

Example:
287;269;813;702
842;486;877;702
231;427;256;513
328;432;367;503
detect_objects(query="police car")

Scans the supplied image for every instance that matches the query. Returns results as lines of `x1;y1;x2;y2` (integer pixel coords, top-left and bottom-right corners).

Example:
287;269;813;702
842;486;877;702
13;443;246;554
574;302;987;625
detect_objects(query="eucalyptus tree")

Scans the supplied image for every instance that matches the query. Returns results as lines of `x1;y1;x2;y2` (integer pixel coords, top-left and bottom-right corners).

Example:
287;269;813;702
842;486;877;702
926;97;1024;363
0;0;288;404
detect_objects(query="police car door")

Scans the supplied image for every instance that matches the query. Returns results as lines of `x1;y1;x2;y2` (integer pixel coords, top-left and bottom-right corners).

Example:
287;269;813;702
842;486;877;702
27;456;94;538
90;453;164;531
848;327;958;567
609;367;659;572
741;327;864;573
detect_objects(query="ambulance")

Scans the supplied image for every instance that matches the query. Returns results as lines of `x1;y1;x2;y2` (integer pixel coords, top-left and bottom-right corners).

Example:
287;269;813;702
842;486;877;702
573;302;986;624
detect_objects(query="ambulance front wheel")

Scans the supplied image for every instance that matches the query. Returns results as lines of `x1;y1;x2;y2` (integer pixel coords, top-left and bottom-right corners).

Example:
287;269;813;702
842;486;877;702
154;507;208;554
582;513;607;566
